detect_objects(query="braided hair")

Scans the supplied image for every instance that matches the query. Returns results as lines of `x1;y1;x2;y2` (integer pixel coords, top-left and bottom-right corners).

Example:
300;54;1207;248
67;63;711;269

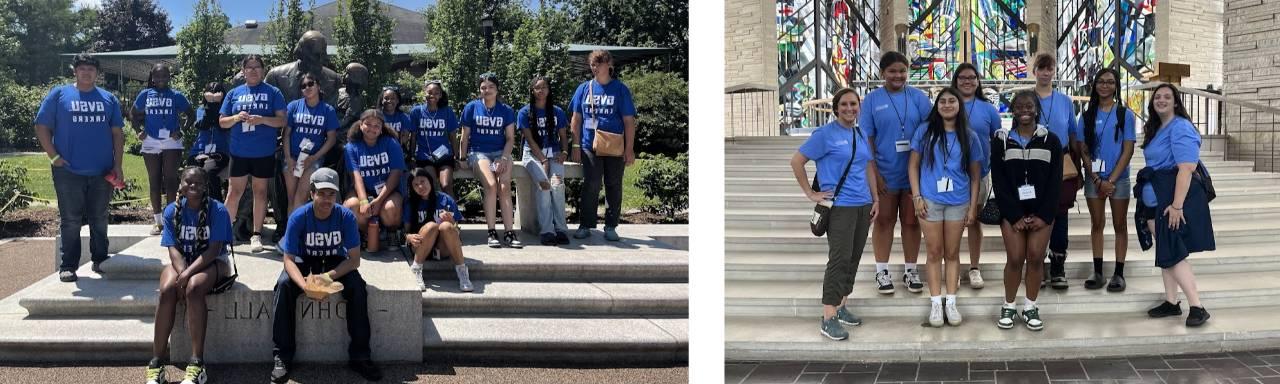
172;166;213;262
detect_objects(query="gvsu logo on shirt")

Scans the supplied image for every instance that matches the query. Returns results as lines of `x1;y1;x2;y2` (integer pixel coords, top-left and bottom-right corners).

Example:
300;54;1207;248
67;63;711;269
293;113;326;135
475;116;504;136
584;95;616;116
304;230;345;257
418;119;448;137
358;152;393;178
145;97;176;117
70;100;109;123
234;93;272;111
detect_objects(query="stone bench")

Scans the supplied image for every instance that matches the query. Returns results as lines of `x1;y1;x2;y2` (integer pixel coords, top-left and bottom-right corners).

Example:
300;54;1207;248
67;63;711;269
445;162;585;235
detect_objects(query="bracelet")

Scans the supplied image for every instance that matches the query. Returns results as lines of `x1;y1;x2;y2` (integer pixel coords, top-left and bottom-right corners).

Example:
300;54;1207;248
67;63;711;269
48;154;60;164
1171;206;1183;211
571;144;581;148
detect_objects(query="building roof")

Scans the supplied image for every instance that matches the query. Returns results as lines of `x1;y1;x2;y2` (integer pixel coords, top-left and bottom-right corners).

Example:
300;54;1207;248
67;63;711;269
223;1;428;46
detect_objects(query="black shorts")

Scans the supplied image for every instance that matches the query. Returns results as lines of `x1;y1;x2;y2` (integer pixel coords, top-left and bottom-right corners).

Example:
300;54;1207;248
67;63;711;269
229;155;277;179
415;157;456;171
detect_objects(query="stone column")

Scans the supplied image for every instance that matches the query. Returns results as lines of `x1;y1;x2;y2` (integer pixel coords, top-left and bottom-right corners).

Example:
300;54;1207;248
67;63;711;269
724;0;780;136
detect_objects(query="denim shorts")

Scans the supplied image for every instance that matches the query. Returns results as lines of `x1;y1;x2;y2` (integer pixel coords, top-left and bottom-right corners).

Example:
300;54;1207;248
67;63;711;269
467;151;506;169
1083;176;1132;199
923;199;970;222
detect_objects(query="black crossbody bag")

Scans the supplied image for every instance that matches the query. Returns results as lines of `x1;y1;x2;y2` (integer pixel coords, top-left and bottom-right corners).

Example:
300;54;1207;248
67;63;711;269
810;127;858;237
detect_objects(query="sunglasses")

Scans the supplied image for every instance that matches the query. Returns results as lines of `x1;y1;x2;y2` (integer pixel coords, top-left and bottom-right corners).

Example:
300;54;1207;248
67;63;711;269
301;81;317;89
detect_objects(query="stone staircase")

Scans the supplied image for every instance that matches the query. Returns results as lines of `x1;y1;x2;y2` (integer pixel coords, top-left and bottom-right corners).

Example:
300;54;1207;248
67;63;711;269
724;136;1280;362
0;224;688;365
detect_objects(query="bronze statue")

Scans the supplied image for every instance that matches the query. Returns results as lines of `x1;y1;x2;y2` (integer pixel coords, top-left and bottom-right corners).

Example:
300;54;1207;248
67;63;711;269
265;30;341;105
336;62;369;131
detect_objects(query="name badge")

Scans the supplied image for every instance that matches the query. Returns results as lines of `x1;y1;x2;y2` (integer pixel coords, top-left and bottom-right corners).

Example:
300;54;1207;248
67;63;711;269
158;129;170;139
936;177;954;193
299;138;315;153
204;144;215;154
242;123;256;133
583;118;598;131
432;145;450;159
895;140;910;153
1018;184;1036;200
1091;159;1105;173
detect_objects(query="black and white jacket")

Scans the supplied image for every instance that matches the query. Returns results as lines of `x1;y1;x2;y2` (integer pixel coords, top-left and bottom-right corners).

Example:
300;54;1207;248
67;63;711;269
990;125;1064;225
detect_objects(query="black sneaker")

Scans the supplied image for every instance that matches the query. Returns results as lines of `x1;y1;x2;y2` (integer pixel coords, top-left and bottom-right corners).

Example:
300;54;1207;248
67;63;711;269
1049;253;1068;289
1106;275;1127;292
91;258;107;274
505;231;524;248
875;271;894;294
59;270;77;282
270;355;290;383
487;230;501;248
349;359;383;381
1186;306;1210;327
540;233;557;246
1147;300;1183;318
1084;271;1105;290
555;231;571;245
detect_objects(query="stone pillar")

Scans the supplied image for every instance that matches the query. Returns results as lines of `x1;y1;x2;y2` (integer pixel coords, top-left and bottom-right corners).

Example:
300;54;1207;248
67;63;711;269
1223;0;1280;171
1025;0;1057;58
724;0;779;136
1162;0;1225;89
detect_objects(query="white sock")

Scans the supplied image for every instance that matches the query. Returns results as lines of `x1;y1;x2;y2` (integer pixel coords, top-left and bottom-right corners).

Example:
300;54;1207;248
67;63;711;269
1003;301;1016;309
930;295;942;305
411;261;421;269
876;263;889;273
905;263;917;272
153;213;163;225
1023;298;1037;309
945;294;957;305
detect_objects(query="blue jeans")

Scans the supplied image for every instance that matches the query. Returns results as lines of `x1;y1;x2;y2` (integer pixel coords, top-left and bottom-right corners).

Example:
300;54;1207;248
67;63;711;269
53;166;112;272
578;148;624;229
522;147;568;235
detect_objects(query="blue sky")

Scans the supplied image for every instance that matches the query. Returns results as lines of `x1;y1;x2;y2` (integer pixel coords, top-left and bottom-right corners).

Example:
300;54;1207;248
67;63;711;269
75;0;438;33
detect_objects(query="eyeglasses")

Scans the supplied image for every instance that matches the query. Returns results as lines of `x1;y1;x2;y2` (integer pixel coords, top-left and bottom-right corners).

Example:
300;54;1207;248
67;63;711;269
1096;80;1117;85
302;81;317;89
425;79;443;85
957;76;978;81
244;66;263;70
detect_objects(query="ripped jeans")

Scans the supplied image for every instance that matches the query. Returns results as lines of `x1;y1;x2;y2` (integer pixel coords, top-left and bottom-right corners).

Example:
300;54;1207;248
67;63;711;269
521;147;569;235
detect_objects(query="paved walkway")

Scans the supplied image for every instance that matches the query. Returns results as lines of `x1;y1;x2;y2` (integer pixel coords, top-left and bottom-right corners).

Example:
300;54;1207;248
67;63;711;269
728;350;1280;384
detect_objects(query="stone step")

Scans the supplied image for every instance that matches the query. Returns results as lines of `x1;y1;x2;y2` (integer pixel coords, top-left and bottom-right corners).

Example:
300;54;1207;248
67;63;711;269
725;305;1280;362
724;220;1275;252
725;243;1280;281
420;281;688;316
724;172;1280;194
725;187;1280;210
725;269;1280;317
422;317;687;364
724;201;1280;230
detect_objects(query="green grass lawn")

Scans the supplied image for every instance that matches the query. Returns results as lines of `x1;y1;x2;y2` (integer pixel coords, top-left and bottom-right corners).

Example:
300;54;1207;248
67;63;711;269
1;153;150;203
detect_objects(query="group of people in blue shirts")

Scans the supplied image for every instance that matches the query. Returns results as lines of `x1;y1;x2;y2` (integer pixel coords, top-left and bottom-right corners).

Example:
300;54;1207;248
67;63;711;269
791;51;1216;341
33;49;638;384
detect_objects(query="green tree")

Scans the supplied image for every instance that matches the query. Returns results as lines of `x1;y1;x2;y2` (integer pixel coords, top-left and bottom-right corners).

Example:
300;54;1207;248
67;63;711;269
0;0;85;85
172;0;234;138
489;8;574;110
424;0;485;109
90;0;175;53
623;69;687;155
332;0;395;102
262;0;316;66
563;0;688;76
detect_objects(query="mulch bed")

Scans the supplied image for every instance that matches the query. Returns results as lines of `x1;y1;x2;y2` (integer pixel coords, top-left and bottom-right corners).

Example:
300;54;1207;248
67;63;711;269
0;206;153;238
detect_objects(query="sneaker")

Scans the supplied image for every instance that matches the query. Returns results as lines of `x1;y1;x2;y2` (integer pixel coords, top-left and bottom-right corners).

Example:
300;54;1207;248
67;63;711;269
819;317;848;340
968;268;984;289
411;264;426;291
835;305;862;326
181;359;207;384
59;270;77;282
348;359;383;381
270;355;290;383
1084;271;1105;290
250;234;264;253
505;231;524;248
1148;300;1183;318
456;264;474;292
1021;307;1044;331
1106;275;1127;292
944;298;963;326
1049;253;1068;289
1186;306;1211;327
150;223;163;236
604;227;621;241
540;233;557;246
487;230;501;248
145;359;166;384
928;300;944;327
555;231;571;245
875;271;894;294
573;227;591;239
904;269;924;293
92;260;106;274
997;306;1017;329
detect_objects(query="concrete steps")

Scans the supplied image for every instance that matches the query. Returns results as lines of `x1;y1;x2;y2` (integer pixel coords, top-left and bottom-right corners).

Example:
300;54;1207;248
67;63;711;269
726;187;1280;209
423;317;687;364
724;172;1279;194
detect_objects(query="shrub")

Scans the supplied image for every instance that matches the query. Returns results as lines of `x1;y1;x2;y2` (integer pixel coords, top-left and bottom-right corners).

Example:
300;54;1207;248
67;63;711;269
634;152;687;221
0;160;34;218
0;78;51;151
623;69;687;156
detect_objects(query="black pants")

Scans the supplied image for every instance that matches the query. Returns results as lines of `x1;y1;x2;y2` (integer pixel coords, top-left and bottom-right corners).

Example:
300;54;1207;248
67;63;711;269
578;149;624;229
186;153;229;202
271;269;372;361
233;150;289;239
823;205;873;306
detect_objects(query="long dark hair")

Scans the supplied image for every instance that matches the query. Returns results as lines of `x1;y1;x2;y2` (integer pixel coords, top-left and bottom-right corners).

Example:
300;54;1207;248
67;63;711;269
425;81;450;110
1082;68;1125;157
300;73;326;101
407;167;439;230
347;109;395;143
526;76;557;148
921;87;972;170
950;63;989;102
381;86;404;114
1142;83;1192;149
172;166;212;261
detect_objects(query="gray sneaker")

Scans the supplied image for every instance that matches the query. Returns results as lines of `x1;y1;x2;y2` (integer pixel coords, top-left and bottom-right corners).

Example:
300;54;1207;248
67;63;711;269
58;270;77;282
835;306;862;326
573;228;591;239
820;317;848;340
928;300;945;327
904;269;924;293
455;264;474;292
411;264;426;291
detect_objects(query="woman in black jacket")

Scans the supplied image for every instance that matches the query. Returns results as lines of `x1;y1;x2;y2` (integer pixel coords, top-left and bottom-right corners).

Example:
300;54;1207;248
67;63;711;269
989;91;1063;331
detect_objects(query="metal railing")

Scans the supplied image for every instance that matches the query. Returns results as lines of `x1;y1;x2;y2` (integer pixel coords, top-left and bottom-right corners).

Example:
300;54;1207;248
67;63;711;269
1133;82;1279;172
725;84;779;138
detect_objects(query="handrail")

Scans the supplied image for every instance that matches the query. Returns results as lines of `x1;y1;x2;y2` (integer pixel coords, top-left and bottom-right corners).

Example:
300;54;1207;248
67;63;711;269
1132;81;1280;116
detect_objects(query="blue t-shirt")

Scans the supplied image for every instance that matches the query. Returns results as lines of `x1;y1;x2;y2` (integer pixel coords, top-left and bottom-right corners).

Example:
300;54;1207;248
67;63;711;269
570;79;637;150
461;99;516;154
797;121;874;206
408;104;459;161
132;88;191;140
406;192;466;228
189;107;230;158
345;136;406;196
1141;117;1201;206
964;98;1001;177
280;202;361;262
220;82;287;158
383;110;412;134
1078;106;1137;179
860;86;933;190
517;105;569;154
159;199;233;260
35;84;125;176
911;126;987;205
285;99;340;159
1038;92;1081;149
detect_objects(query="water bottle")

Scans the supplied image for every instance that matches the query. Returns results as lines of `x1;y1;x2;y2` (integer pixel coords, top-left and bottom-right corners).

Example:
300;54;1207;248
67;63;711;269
367;214;381;252
293;152;310;177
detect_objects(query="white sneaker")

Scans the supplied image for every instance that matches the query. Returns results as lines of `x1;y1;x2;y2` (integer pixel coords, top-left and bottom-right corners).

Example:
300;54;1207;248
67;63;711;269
945;298;963;325
968;268;985;289
928;300;944;327
250;235;264;253
411;264;426;291
456;264;474;292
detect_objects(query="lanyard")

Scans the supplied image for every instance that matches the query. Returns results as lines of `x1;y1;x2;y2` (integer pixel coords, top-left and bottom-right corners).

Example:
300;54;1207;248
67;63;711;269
887;89;908;139
1097;105;1116;140
1039;93;1055;127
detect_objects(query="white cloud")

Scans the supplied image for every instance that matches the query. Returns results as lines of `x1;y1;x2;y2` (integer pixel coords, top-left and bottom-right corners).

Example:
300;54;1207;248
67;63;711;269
73;0;103;9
